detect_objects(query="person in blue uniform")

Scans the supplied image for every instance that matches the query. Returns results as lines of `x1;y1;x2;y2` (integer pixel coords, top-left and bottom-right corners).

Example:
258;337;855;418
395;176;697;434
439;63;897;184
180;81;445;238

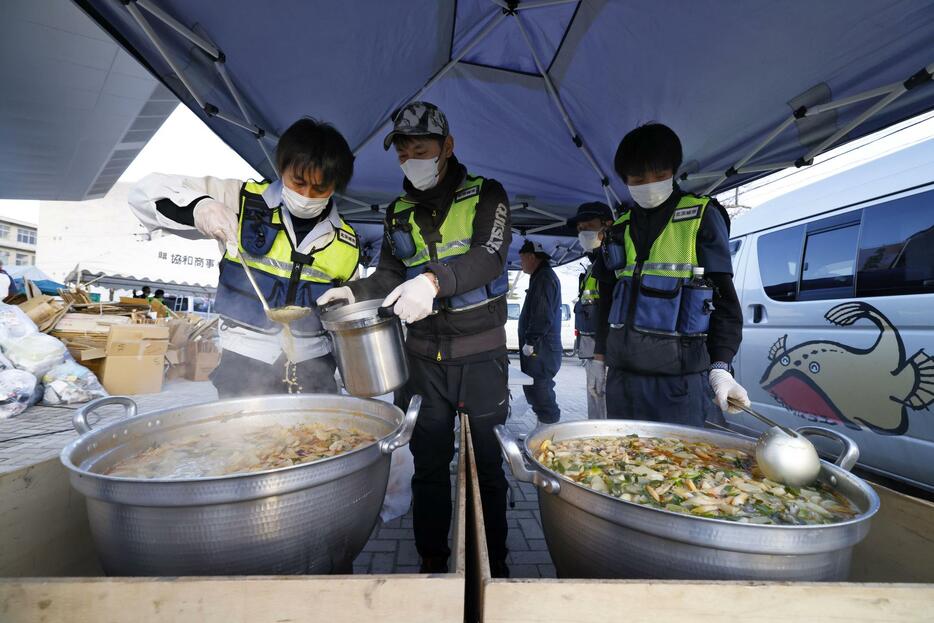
594;123;749;426
518;240;563;424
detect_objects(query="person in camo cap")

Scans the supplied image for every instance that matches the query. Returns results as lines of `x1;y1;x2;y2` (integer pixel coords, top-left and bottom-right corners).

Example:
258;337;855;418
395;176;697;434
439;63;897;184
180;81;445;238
319;101;513;576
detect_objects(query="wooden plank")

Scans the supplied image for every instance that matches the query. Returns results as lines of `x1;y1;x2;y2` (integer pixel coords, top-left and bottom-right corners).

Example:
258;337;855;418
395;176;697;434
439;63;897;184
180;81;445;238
851;484;934;583
449;415;467;576
464;415;491;622
482;580;934;623
0;460;99;578
0;575;464;623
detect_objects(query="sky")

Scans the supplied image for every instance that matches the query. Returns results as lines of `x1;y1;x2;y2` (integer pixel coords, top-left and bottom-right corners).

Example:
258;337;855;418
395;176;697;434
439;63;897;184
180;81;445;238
2;104;932;231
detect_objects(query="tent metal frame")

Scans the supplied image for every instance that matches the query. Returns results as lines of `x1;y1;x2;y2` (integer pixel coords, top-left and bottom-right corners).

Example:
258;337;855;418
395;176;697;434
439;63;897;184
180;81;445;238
685;61;934;195
119;0;932;243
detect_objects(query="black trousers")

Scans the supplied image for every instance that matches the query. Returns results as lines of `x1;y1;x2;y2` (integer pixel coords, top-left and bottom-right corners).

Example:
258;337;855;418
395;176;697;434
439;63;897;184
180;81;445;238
210;350;338;398
605;368;723;428
396;353;510;565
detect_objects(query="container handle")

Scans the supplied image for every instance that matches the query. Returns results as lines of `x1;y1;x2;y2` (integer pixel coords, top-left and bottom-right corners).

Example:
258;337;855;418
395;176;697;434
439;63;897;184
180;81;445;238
796;426;860;471
73;396;139;435
494;425;560;494
380;395;421;455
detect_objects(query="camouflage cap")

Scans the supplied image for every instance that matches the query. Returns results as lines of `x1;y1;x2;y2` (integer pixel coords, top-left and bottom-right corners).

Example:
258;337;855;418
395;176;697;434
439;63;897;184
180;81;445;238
383;101;449;150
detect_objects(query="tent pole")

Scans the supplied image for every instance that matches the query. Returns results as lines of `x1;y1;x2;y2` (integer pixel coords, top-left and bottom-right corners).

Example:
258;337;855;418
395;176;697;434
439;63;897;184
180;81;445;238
696;61;933;194
803;86;909;162
352;10;509;155
489;0;579;10
526;221;568;235
136;0;220;59
215;61;279;173
124;3;206;109
512;12;623;209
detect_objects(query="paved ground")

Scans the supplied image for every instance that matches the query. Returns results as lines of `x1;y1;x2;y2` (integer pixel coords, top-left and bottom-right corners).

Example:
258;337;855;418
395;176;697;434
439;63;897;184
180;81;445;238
1;356;588;578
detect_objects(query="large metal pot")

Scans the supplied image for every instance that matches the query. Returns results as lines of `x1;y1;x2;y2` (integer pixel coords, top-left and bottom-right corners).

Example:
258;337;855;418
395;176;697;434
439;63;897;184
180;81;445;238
60;393;420;576
321;299;408;397
496;420;880;581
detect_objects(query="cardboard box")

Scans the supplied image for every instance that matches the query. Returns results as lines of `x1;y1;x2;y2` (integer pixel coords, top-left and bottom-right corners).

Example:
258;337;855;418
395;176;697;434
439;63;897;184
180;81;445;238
106;325;170;357
99;354;165;395
165;344;188;366
185;341;221;381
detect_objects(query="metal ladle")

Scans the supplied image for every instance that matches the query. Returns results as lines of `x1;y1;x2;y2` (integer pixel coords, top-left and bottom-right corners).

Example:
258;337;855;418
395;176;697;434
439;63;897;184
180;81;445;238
231;244;311;324
727;398;821;487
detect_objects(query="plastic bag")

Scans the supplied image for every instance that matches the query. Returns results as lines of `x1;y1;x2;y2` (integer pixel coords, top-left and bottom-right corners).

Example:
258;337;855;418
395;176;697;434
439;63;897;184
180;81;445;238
0;333;67;377
0;351;13;371
0;369;40;419
380;446;415;523
42;361;108;405
0;303;38;341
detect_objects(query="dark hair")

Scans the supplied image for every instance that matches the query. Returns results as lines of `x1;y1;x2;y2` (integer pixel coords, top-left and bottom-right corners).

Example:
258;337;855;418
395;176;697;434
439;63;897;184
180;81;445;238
154;289;165;298
276;118;354;192
614;123;683;181
141;286;151;293
391;134;445;149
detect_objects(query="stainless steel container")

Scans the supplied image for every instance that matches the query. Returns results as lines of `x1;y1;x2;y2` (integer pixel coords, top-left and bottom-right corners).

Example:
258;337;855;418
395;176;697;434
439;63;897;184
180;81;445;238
496;420;880;581
60;393;420;576
320;299;408;397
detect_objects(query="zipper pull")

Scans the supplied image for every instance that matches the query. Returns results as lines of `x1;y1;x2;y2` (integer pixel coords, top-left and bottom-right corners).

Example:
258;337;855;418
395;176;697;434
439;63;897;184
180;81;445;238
436;348;442;362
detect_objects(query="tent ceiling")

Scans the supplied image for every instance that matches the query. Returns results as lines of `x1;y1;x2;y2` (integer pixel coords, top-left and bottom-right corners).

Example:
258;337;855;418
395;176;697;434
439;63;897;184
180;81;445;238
0;0;177;200
72;0;934;238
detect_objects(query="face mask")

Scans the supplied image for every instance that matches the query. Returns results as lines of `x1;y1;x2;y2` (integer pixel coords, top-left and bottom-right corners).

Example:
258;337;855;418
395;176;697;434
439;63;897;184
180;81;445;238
281;183;331;219
401;156;441;191
627;177;674;209
578;230;602;251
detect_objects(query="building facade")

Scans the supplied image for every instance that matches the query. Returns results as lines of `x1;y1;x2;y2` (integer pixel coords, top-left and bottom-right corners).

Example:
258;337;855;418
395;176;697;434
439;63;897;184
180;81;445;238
0;216;37;268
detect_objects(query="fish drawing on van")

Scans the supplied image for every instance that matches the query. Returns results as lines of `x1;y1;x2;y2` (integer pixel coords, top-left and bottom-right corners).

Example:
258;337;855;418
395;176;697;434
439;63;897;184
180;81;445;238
759;302;934;435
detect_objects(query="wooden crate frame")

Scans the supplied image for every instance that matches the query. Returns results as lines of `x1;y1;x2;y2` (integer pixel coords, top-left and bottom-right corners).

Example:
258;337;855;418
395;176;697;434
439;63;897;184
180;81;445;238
0;418;469;623
464;418;934;623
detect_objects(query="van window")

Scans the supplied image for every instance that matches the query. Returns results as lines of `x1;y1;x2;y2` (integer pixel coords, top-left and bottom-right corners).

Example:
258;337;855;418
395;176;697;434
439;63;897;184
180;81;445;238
507;303;520;320
561;304;570;321
799;223;860;299
856;189;934;297
757;225;804;301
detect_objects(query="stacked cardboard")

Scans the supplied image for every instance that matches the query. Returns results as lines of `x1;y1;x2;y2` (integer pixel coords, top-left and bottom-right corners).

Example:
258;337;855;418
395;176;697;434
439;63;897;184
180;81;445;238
98;325;170;394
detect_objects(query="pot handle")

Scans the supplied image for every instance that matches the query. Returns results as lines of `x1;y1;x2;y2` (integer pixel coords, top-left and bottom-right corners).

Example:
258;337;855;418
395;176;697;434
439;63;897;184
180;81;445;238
380;395;421;455
796;426;860;471
73;396;139;435
494;425;560;494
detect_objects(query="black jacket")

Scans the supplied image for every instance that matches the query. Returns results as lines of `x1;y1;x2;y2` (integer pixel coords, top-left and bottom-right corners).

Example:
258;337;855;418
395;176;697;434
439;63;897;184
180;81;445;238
518;262;562;349
348;156;512;361
593;190;743;366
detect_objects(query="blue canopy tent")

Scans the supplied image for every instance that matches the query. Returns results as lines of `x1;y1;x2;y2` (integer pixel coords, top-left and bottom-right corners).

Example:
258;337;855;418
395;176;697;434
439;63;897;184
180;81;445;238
74;0;934;268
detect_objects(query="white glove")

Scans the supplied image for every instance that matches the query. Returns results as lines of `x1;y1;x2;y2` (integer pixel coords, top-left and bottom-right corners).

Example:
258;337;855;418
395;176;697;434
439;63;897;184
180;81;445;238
193;199;238;244
587;359;606;398
709;368;750;413
382;274;437;324
521;344;535;357
316;286;355;308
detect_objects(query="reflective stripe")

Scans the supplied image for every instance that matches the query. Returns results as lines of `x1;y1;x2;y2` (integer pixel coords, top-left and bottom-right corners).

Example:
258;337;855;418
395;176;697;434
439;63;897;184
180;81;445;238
405;239;471;267
230;250;337;283
643;262;694;273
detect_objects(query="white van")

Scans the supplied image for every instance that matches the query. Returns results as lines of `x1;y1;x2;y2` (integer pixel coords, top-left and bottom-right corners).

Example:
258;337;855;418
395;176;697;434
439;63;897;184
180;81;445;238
505;299;576;354
728;138;934;492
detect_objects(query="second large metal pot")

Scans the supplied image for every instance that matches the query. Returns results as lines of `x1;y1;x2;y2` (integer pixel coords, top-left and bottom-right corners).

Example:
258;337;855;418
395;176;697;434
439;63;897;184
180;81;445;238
496;420;880;581
61;393;420;576
321;299;408;397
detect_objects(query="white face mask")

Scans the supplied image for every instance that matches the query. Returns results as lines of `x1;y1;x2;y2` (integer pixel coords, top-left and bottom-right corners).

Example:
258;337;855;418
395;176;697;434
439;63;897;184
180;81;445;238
627;177;674;209
578;230;602;251
281;184;331;219
401;156;441;191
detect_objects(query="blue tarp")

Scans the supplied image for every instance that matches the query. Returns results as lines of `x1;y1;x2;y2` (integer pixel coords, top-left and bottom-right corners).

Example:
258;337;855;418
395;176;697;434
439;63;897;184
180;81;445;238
74;0;934;266
12;278;66;296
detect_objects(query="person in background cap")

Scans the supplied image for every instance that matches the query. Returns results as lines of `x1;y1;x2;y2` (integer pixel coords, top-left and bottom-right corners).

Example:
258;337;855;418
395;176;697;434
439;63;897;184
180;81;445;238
567;202;615;419
517;239;563;425
317;101;513;577
592;122;746;427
